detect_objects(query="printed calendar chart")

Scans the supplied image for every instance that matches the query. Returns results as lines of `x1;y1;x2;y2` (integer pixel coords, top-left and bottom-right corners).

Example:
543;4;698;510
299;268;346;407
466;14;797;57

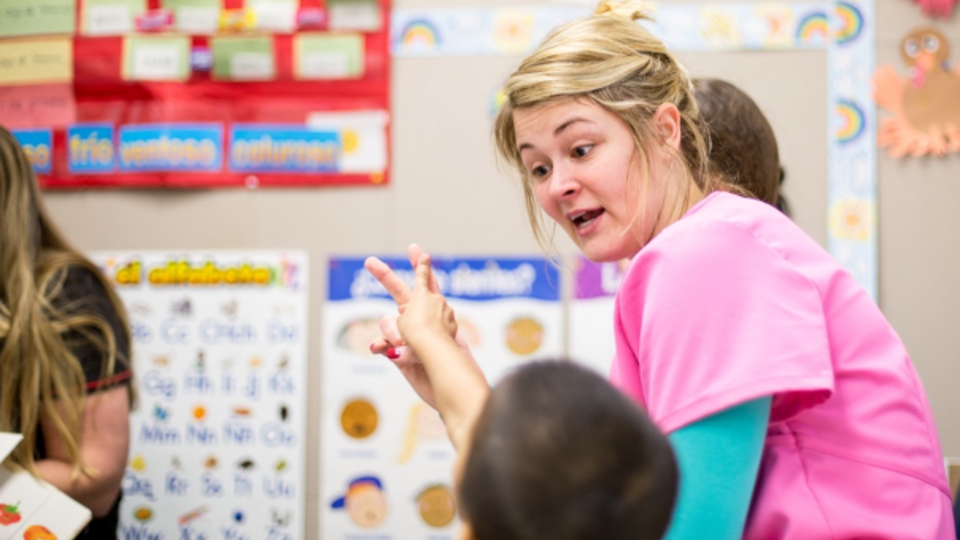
91;251;309;540
321;256;562;539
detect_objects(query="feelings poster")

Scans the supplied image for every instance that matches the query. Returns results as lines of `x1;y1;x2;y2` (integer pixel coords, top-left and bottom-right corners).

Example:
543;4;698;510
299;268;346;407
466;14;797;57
567;256;625;377
91;251;308;540
321;256;562;539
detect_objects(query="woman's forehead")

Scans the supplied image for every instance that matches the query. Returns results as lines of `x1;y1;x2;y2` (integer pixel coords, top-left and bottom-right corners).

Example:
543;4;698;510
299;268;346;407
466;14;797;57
513;99;609;144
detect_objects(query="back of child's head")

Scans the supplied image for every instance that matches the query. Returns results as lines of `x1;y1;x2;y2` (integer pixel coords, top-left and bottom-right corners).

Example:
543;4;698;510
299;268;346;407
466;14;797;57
459;361;677;540
693;78;789;215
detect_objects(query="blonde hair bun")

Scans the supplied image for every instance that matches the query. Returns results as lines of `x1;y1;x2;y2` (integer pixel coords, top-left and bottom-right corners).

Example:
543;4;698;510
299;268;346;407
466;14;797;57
594;0;655;22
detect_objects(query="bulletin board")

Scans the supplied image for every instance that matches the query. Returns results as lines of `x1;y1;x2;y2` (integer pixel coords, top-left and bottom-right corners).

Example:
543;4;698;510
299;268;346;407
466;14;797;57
0;0;391;188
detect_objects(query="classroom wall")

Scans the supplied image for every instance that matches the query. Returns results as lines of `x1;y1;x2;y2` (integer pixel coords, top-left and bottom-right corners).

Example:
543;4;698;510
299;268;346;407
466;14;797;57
41;0;960;537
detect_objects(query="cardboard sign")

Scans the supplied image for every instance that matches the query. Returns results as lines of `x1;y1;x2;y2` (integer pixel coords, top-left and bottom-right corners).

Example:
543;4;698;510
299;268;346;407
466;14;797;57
211;36;276;81
0;0;75;38
0;84;75;128
0;433;92;540
0;38;72;86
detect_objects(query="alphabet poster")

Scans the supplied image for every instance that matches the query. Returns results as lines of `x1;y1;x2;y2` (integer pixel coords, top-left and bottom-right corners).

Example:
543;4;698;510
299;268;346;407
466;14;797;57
567;256;624;377
91;251;309;540
321;256;562;539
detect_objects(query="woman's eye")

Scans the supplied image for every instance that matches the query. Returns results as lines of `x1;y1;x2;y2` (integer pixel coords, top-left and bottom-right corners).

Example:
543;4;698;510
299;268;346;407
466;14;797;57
572;145;593;158
531;165;550;178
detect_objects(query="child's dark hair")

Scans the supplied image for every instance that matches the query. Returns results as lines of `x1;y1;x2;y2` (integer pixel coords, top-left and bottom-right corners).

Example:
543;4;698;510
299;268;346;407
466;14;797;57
693;78;790;216
459;361;677;540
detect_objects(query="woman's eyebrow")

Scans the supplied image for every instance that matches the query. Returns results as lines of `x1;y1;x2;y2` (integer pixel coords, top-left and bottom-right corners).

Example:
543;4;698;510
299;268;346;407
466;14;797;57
518;117;592;153
554;117;589;136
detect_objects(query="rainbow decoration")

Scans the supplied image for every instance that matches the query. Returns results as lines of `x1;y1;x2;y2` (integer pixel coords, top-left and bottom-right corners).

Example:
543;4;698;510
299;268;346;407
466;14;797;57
396;19;441;51
835;1;863;45
836;99;865;144
795;11;829;46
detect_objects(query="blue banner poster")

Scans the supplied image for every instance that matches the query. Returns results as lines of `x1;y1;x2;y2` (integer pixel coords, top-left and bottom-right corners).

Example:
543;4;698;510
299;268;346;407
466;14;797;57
321;256;562;539
91;251;309;540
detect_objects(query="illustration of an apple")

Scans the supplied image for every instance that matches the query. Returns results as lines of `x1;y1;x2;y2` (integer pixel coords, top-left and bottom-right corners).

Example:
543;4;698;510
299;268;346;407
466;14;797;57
0;502;21;526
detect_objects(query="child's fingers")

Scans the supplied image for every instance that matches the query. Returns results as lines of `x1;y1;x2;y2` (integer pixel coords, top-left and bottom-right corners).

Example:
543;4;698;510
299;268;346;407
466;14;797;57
369;336;391;355
364;256;412;306
379;315;405;347
388;345;421;365
407;244;440;293
413;253;433;292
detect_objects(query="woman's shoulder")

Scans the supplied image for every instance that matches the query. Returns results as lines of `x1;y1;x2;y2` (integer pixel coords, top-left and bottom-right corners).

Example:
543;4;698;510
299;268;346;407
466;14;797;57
620;192;822;295
645;191;818;261
674;191;790;234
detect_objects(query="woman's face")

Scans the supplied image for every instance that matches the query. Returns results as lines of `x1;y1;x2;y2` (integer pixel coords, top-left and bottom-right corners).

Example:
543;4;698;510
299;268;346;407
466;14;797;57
514;98;667;262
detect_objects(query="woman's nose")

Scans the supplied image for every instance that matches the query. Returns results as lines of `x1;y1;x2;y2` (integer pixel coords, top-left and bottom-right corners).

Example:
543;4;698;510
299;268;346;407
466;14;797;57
548;165;579;199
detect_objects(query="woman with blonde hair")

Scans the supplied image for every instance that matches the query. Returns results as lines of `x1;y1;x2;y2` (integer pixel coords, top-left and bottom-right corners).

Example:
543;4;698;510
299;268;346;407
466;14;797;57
0;126;133;539
369;1;954;538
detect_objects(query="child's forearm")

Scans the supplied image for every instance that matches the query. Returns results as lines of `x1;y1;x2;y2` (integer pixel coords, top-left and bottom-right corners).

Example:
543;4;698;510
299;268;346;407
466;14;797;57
407;332;489;451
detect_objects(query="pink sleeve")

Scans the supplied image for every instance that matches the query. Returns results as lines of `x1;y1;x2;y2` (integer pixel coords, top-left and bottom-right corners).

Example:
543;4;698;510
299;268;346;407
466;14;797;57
617;220;834;433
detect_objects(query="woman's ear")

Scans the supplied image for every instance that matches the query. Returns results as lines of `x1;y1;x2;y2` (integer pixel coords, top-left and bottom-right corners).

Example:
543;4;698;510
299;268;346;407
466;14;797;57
652;103;682;151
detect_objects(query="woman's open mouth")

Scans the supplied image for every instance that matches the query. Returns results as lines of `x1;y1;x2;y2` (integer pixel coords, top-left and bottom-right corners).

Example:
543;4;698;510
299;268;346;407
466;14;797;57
569;209;604;234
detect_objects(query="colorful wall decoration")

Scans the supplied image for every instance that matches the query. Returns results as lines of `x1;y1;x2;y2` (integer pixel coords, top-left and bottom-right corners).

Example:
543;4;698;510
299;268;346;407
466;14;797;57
392;2;836;57
828;0;876;301
321;256;563;539
1;0;391;188
92;251;309;540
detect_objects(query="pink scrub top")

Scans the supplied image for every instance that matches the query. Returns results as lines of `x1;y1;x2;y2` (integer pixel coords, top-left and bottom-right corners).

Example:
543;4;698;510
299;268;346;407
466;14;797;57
611;191;954;539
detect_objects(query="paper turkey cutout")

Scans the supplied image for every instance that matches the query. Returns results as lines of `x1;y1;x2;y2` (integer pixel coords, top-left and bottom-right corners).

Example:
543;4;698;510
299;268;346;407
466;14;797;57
873;27;960;157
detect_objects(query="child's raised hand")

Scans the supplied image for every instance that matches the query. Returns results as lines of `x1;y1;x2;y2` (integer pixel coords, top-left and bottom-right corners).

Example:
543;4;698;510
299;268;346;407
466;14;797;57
398;254;457;347
364;243;439;355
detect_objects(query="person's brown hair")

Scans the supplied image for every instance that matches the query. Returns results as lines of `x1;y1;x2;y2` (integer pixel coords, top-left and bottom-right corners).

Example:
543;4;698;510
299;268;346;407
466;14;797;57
693;78;788;215
460;361;677;540
0;125;134;476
